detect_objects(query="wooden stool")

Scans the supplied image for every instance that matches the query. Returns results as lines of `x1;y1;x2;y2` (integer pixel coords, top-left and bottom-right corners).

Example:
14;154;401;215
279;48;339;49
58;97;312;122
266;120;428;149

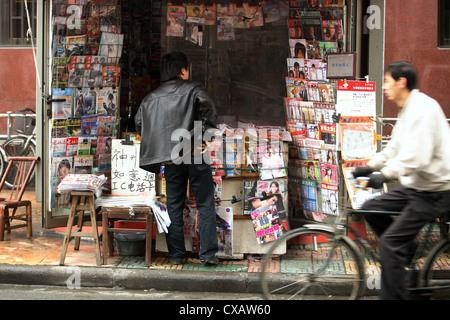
101;206;153;267
59;191;102;266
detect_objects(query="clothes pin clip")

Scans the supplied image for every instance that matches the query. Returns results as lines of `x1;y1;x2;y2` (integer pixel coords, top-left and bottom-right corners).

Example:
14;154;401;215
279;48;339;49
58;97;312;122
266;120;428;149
365;75;369;83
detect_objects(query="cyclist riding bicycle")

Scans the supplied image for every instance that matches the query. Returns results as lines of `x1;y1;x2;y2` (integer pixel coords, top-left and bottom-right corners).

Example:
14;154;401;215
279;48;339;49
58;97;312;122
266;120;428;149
352;61;450;300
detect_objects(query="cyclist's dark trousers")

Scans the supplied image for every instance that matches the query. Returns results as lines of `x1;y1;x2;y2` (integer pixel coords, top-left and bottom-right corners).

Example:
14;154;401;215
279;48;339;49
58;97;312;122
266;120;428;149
164;160;218;262
361;186;450;300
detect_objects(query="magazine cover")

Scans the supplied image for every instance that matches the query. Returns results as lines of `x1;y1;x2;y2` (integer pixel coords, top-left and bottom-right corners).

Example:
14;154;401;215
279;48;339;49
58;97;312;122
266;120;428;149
73;155;94;174
318;123;336;144
83;55;106;87
52;88;73;119
96;87;118;116
63;35;86;58
52;57;70;87
51;138;67;157
183;205;197;237
216;207;233;256
217;16;235;41
300;101;315;123
322;20;344;41
320;162;338;184
287;58;306;79
51;118;68;138
74;89;96;117
66;18;86;36
321;144;337;165
289;39;307;59
285;96;304;121
185;17;205;45
256;144;287;180
285;77;309;100
250;205;287;244
101;65;121;87
301;11;324;41
262;1;280;23
342;159;386;209
81;115;98;136
320;182;339;216
65;137;78;156
77;137;91;155
51;156;73;178
314;102;336;124
67;117;82;136
98;32;124;61
307;81;320;102
301;159;321;182
302;179;326;222
97;116;116;136
166;6;186;37
243;179;288;218
68;56;85;88
305;59;324;80
288;19;304;39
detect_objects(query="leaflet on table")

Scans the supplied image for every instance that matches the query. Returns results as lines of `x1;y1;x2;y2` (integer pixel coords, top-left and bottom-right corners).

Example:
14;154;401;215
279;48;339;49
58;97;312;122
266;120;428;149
342;159;386;209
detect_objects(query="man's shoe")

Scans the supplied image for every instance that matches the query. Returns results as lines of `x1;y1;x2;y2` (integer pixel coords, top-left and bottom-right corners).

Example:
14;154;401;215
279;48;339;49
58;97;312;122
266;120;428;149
201;257;220;266
169;258;184;265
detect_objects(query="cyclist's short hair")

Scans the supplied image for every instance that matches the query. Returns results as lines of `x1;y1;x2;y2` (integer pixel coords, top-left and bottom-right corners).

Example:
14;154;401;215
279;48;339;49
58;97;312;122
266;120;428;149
385;61;417;91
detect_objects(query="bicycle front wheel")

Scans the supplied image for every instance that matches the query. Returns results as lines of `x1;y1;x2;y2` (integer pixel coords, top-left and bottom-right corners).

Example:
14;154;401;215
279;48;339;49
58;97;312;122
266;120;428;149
2;136;36;188
419;239;450;299
260;227;366;300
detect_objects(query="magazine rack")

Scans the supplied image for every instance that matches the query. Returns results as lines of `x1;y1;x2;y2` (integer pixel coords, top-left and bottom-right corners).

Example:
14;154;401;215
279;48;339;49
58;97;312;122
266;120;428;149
59;191;102;266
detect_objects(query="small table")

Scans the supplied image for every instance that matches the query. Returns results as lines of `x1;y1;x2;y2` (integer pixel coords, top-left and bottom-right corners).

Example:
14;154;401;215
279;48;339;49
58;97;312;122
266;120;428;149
101;206;154;267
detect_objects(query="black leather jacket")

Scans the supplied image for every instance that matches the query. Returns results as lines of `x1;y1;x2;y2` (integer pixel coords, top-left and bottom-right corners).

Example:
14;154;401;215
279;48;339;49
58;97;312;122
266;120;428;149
135;78;217;173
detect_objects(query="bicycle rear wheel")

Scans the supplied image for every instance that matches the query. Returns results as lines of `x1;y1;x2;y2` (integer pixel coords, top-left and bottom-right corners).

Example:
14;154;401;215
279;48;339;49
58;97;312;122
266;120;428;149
419;239;450;299
260;227;366;300
2;136;36;188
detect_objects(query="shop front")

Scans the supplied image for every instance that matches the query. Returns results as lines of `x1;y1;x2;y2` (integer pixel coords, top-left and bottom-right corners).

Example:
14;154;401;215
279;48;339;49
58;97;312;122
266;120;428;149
34;0;385;258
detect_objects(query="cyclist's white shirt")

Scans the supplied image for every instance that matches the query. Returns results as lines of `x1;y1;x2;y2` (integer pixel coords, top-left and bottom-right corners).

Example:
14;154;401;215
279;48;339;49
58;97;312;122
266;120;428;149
369;89;450;192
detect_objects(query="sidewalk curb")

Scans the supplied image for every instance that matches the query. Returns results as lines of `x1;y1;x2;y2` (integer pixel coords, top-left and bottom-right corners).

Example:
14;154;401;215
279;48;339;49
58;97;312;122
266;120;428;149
0;263;263;293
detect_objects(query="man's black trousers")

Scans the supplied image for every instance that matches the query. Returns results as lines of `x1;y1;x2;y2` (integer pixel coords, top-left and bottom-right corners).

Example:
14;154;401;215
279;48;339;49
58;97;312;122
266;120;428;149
164;161;218;262
361;186;450;300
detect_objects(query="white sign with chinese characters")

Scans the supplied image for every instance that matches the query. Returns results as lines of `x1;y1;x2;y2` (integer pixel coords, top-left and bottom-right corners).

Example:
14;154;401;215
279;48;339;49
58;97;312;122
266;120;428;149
111;139;155;196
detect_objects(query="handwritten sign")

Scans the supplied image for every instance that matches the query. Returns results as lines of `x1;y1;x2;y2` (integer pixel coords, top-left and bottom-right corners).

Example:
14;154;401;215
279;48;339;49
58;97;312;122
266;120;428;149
111;140;155;196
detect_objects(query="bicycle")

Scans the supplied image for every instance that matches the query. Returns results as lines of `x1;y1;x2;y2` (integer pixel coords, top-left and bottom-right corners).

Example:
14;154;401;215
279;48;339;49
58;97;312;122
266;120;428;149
1;108;37;188
259;207;450;300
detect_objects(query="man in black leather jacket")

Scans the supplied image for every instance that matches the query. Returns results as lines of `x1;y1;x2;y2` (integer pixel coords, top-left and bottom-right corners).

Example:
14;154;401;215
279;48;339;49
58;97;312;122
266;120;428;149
135;52;219;265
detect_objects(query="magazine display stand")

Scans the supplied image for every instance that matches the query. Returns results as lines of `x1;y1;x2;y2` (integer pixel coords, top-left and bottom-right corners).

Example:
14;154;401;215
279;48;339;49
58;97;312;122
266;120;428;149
50;0;123;215
284;3;344;225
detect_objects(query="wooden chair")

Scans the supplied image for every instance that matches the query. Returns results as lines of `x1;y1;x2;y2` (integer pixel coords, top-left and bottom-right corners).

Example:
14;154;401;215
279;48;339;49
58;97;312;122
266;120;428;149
0;156;39;241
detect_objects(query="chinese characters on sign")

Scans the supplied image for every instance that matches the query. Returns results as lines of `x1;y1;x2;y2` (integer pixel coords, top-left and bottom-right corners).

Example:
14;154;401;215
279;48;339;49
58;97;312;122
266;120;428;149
111;140;155;195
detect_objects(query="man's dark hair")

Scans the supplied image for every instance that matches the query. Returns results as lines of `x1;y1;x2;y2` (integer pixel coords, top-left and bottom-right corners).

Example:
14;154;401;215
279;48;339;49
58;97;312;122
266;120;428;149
160;52;189;82
385;61;417;91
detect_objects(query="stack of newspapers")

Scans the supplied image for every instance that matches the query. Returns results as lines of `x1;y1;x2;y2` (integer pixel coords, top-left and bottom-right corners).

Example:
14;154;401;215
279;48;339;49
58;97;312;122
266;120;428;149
57;174;107;196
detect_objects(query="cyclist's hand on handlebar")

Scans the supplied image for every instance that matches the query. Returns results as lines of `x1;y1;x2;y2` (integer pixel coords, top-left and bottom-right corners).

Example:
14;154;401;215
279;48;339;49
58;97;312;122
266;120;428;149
367;173;387;189
352;166;373;178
